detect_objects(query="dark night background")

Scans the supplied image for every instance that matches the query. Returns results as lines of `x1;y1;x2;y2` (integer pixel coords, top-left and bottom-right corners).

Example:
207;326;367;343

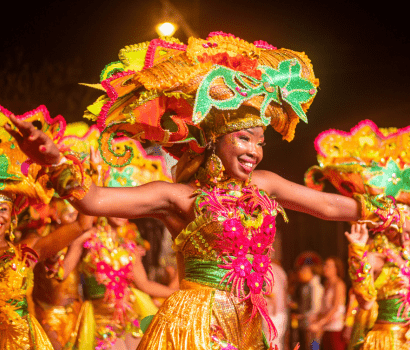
1;0;409;275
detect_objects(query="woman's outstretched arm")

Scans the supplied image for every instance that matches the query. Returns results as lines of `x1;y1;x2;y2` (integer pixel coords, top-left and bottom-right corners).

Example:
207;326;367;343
27;214;94;261
4;113;188;223
253;170;360;221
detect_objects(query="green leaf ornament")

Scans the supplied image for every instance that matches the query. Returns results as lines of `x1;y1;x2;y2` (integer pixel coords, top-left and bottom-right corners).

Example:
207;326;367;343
367;159;410;198
192;59;317;125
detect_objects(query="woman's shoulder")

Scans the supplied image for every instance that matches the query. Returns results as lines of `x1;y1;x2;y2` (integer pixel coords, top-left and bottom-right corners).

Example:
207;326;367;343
251;170;280;191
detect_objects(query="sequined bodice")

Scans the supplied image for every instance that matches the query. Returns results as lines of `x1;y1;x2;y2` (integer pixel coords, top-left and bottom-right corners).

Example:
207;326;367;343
375;263;408;300
0;244;36;297
173;182;287;338
0;244;38;324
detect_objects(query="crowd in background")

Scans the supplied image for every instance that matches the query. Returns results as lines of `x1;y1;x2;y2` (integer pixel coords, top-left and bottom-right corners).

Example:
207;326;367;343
265;251;352;350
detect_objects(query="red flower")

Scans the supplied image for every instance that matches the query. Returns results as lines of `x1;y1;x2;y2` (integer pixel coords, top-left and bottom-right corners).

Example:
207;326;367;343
250;233;270;254
232;236;251;257
252;254;271;274
96;261;110;274
261;215;276;237
232;257;252;278
223;218;244;239
246;272;264;294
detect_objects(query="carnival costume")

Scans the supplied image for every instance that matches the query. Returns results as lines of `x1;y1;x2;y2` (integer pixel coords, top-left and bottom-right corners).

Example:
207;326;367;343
0;106;57;349
80;135;170;350
56;32;405;349
80;32;319;350
305;120;410;349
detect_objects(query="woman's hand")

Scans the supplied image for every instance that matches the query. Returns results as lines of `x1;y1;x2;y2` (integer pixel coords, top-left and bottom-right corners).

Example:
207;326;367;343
4;114;61;165
344;223;368;246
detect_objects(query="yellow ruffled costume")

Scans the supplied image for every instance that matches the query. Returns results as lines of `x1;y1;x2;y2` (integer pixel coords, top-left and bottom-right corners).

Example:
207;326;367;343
348;234;410;350
0;243;53;350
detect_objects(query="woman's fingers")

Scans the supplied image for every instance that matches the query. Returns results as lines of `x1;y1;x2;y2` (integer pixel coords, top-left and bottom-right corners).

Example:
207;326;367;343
7;114;34;137
4;122;23;142
344;230;353;242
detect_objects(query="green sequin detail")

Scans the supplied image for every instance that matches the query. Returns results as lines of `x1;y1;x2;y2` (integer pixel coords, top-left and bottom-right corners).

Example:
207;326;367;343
377;298;408;323
193;59;316;125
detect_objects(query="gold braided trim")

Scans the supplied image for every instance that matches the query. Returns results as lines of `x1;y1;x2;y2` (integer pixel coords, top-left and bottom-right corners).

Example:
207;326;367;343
0;193;13;203
211;117;265;139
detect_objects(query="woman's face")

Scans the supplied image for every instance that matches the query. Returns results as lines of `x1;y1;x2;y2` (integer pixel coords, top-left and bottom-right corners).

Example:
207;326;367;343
215;127;265;181
323;259;337;279
0;202;12;241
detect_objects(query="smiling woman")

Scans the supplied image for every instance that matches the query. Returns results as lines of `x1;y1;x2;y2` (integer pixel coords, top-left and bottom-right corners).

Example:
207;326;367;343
3;32;408;350
215;126;265;180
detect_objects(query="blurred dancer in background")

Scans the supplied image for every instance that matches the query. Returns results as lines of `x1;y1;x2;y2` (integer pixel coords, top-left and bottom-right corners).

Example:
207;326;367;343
309;257;346;350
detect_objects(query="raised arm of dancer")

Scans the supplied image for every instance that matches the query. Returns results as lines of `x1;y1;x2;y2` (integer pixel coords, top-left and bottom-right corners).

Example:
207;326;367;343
344;223;383;310
131;254;178;298
59;228;94;279
254;170;362;222
5;116;191;225
24;214;94;261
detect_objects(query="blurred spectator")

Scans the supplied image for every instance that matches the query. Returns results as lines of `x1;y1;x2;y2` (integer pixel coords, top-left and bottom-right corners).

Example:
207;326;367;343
309;256;346;350
263;258;289;350
290;252;324;350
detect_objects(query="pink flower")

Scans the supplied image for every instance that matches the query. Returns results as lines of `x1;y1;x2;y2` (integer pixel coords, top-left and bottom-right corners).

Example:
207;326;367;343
223;218;244;239
250;234;270;254
232;257;252;278
401;265;410;276
96;261;110;274
252;254;271;274
246;272;264;294
261;215;276;236
232;236;250;257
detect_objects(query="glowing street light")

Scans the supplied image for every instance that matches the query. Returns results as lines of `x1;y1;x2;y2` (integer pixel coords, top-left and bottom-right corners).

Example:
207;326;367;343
156;22;177;36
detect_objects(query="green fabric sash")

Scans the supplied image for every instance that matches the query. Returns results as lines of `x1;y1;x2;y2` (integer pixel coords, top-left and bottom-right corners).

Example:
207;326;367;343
377;298;407;323
184;258;230;291
83;275;106;299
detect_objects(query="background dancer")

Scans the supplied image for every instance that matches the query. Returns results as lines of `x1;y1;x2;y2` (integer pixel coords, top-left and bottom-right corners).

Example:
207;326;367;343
306;120;410;349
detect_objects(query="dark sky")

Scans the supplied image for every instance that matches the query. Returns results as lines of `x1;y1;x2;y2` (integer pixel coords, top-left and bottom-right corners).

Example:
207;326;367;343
1;0;409;269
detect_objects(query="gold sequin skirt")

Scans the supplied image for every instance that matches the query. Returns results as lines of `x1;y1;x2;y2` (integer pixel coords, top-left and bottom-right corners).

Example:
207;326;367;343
0;313;54;350
34;299;82;348
362;323;410;350
137;280;267;350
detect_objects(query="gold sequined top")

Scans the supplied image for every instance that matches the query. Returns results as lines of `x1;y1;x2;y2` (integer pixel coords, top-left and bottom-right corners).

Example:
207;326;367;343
0;243;37;326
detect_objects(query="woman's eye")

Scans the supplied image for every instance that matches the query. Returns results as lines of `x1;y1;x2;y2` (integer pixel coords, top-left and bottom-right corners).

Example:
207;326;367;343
258;142;266;147
239;136;250;142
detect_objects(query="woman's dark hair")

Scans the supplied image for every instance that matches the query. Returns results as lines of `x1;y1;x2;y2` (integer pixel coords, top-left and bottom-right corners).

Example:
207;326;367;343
325;256;345;279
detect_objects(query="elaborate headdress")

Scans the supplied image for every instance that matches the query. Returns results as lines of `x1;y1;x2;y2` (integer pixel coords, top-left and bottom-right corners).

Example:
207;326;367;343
83;32;319;182
305;120;410;229
0;105;65;214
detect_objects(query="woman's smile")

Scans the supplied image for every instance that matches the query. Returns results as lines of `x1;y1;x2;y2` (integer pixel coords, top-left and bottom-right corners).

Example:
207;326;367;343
215;127;265;180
